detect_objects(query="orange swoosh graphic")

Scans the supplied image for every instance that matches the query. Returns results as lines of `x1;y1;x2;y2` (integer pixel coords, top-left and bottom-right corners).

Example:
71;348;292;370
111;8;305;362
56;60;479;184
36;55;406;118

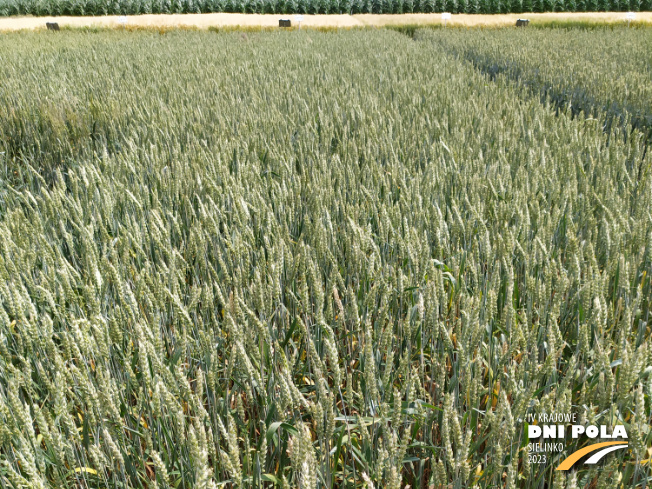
556;442;628;471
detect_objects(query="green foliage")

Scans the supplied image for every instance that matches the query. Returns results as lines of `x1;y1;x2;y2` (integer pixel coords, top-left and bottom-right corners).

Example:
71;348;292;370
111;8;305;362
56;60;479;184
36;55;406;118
417;27;652;145
0;29;651;489
1;0;651;15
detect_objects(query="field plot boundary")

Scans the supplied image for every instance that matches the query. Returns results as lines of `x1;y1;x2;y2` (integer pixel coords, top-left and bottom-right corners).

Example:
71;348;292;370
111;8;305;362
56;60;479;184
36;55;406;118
414;28;652;147
1;11;652;31
356;11;652;26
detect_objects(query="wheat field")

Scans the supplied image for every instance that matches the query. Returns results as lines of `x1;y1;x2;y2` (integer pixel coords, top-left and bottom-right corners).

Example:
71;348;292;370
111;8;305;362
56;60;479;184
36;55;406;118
0;28;650;489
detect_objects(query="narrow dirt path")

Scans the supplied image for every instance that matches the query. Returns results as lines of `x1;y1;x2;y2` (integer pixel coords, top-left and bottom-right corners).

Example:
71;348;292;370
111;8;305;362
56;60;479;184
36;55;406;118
0;11;650;31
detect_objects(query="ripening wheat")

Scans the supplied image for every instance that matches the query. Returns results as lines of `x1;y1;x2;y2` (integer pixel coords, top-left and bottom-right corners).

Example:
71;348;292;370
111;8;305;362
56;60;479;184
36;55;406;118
0;28;650;489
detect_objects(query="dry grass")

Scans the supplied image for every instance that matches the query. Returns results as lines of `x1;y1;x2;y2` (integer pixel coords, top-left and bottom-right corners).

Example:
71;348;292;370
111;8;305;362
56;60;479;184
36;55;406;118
0;13;361;31
356;11;652;26
1;11;651;31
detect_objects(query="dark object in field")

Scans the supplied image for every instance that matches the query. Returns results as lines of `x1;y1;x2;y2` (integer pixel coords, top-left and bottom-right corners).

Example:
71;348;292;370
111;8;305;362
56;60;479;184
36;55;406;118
516;19;529;27
279;19;291;27
46;22;60;30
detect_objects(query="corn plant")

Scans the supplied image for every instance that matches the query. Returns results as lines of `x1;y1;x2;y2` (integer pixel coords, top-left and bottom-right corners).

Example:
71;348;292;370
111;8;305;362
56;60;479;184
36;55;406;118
0;0;651;15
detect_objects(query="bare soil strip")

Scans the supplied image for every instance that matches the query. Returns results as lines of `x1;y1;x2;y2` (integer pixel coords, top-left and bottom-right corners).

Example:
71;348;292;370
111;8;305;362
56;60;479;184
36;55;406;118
1;11;651;31
356;12;652;25
1;13;361;31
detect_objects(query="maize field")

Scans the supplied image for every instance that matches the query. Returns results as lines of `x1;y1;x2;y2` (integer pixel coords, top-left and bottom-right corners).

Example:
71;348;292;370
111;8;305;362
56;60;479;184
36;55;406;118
0;0;651;16
0;28;651;489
